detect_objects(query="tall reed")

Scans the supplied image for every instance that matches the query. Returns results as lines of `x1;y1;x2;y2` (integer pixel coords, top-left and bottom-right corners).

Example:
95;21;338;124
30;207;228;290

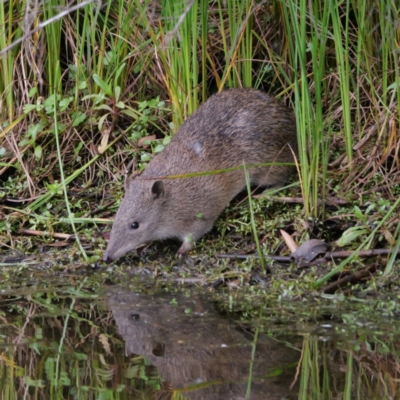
0;0;22;120
281;0;330;218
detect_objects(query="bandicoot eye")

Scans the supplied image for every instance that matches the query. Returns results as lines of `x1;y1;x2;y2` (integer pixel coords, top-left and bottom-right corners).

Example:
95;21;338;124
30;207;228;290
131;222;139;229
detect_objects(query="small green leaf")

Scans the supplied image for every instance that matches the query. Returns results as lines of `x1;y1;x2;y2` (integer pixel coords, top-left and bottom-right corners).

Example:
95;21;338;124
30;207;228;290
24;377;45;388
98;114;109;131
125;365;140;379
163;136;171;145
114;63;126;83
147;98;158;107
94;104;113;112
138;100;148;111
71;111;87;127
385;77;400;93
60;371;71;386
74;352;88;361
28;87;38;97
116;384;126;392
81;94;100;101
59;96;74;111
133;61;142;73
154;144;165;153
27;121;45;141
116;101;125;109
120;109;139;119
23;104;37;113
141;153;151;162
365;203;376;214
353;206;365;222
92;74;112;96
54;123;66;133
92;92;106;104
337;227;369;247
19;139;29;147
43;94;59;114
114;86;121;103
78;80;87;89
104;50;116;66
34;145;42;160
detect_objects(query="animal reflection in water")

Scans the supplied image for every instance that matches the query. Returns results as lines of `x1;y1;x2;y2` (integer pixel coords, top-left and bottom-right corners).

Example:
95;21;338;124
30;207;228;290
109;288;299;400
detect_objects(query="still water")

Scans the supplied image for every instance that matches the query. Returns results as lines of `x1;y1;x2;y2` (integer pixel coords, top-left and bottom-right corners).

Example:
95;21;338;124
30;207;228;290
1;271;399;400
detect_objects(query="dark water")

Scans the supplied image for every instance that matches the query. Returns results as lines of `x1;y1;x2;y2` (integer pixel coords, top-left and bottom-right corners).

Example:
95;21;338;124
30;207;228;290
1;273;400;400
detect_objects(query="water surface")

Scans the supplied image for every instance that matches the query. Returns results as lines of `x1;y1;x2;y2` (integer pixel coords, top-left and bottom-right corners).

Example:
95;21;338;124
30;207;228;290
1;270;399;400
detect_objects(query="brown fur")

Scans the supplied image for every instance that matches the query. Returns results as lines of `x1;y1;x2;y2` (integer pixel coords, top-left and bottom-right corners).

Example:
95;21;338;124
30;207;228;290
104;88;298;262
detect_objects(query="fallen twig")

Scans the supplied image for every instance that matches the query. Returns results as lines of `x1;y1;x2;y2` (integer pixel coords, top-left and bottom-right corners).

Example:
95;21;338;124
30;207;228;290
321;264;378;294
19;229;78;240
216;247;400;263
216;253;290;262
253;195;349;207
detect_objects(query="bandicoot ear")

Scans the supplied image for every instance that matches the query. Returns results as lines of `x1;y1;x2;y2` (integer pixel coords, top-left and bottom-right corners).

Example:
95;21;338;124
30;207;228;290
124;171;141;191
151;180;165;199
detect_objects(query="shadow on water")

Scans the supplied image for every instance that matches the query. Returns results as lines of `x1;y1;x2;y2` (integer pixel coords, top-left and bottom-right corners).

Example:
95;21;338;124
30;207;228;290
1;274;400;399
